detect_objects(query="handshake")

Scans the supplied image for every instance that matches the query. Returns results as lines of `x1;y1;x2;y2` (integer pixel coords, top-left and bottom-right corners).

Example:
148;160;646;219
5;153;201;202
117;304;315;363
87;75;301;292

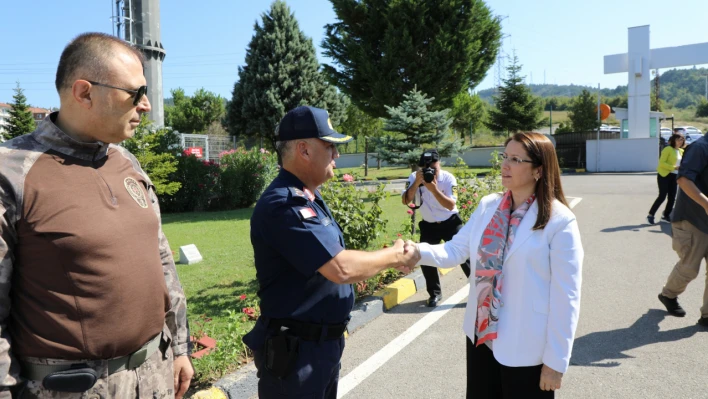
392;239;420;274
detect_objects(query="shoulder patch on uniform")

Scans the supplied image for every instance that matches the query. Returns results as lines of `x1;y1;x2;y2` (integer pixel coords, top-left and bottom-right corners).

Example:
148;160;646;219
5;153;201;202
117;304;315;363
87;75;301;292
288;187;308;202
298;207;317;219
452;186;458;197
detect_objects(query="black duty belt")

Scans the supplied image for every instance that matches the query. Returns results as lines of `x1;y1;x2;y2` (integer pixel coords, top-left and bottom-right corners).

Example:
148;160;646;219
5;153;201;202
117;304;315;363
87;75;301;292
20;333;164;381
268;318;347;341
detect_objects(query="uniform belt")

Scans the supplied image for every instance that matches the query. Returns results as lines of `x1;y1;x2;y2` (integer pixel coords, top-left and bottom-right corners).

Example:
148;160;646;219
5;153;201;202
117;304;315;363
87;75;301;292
267;318;347;341
20;333;163;382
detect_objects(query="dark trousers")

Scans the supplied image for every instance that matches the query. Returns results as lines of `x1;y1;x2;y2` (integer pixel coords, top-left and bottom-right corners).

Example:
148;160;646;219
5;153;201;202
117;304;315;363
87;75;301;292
466;337;553;399
649;173;678;218
254;336;345;399
419;214;471;297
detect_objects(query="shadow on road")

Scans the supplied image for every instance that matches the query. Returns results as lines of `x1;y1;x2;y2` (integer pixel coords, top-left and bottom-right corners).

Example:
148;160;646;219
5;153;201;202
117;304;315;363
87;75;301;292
601;223;672;236
570;309;702;368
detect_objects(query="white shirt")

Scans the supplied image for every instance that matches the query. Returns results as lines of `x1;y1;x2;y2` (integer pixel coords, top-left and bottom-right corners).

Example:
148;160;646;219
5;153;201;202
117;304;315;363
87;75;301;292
673;149;682;174
405;169;458;222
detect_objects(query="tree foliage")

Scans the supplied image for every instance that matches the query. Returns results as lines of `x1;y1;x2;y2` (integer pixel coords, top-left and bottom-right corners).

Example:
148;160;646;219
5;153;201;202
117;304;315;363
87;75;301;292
226;0;347;147
450;91;485;140
122;116;181;196
485;55;546;134
164;88;225;134
568;89;601;132
6;83;36;140
376;88;461;168
322;0;502;118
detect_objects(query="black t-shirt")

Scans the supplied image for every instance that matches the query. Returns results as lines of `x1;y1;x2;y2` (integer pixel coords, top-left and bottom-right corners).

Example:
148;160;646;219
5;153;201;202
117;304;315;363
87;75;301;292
673;134;708;233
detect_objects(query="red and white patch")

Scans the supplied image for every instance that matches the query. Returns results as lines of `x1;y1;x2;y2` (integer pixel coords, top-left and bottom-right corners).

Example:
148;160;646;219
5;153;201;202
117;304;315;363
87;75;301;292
299;207;317;219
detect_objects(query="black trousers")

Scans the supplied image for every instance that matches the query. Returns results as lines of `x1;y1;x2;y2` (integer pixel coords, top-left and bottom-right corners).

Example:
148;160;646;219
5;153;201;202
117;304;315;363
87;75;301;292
466;337;553;399
649;173;677;218
419;214;471;297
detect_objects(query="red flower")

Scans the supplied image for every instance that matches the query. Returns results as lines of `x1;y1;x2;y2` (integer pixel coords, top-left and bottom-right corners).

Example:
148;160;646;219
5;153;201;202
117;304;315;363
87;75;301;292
397;233;402;237
406;209;414;215
462;205;467;209
198;183;205;188
467;200;472;205
473;193;479;198
239;294;247;301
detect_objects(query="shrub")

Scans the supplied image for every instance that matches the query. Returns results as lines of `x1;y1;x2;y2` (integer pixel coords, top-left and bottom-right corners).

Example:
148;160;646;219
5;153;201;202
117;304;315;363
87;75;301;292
320;179;388;250
219;148;279;208
159;153;221;213
453;152;503;222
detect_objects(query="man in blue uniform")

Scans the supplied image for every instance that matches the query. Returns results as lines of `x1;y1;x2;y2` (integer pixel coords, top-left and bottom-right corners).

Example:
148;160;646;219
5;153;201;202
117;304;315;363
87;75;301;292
244;106;419;399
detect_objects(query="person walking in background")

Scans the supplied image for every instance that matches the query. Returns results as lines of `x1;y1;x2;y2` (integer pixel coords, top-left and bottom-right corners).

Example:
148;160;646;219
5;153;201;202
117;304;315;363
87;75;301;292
647;133;685;224
405;132;583;398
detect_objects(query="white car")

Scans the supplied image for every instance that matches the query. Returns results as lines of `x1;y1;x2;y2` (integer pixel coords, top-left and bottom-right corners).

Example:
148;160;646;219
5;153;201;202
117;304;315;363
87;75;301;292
675;126;703;144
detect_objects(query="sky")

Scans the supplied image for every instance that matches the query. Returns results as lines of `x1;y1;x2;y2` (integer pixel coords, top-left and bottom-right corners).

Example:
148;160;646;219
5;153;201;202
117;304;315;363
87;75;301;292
2;0;708;109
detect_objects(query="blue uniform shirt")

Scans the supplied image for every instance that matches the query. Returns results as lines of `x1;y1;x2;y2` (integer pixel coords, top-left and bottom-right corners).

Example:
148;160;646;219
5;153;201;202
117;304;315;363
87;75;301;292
250;168;354;325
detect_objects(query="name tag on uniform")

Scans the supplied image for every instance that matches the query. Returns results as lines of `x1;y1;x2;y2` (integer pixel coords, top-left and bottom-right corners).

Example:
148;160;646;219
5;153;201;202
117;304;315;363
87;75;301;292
299;207;317;219
322;217;332;226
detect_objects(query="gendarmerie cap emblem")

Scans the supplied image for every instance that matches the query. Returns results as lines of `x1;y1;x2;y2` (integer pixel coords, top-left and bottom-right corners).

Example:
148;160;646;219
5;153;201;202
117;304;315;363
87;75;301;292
124;177;148;208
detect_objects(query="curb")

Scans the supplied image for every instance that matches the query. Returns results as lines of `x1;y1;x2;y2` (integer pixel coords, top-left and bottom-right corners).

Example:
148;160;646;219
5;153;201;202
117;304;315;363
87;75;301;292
561;168;586;174
189;267;446;398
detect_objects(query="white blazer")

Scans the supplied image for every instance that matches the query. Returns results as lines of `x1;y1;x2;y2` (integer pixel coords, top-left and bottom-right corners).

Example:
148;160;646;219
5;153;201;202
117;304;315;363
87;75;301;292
418;193;583;373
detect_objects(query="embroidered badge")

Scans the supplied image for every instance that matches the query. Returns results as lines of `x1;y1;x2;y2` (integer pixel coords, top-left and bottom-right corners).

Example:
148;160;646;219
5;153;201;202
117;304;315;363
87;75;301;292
124;177;148;208
299;207;317;219
452;186;458;197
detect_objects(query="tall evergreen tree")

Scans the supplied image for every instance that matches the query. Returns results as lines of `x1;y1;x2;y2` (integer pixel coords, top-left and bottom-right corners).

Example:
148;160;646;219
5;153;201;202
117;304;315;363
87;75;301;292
376;88;461;169
450;91;486;141
567;89;601;132
6;83;36;140
322;0;502;118
226;0;347;147
485;55;546;135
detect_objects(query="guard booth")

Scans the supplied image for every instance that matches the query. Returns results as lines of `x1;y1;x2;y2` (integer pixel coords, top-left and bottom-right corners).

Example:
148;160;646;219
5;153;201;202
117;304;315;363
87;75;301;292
612;108;665;139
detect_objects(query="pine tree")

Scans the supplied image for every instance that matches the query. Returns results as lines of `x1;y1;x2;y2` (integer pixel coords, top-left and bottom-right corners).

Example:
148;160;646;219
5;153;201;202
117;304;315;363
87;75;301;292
450;91;485;141
376;88;462;169
6;83;36;140
485;55;546;135
323;0;502;118
226;0;347;148
567;89;601;132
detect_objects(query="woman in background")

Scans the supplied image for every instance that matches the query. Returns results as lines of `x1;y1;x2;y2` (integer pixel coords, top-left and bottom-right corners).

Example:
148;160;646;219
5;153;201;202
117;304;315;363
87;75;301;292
647;133;685;225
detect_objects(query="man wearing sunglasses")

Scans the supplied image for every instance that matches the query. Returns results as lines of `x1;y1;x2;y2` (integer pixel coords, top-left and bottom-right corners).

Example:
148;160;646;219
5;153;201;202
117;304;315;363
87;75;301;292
0;33;193;398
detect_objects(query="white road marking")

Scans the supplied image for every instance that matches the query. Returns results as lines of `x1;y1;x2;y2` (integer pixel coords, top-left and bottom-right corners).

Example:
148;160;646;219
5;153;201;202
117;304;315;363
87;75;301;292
338;194;582;397
338;284;470;398
568;197;582;209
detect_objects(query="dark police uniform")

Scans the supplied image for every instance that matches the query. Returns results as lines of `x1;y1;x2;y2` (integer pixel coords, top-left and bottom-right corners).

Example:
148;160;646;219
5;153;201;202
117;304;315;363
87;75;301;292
244;168;353;399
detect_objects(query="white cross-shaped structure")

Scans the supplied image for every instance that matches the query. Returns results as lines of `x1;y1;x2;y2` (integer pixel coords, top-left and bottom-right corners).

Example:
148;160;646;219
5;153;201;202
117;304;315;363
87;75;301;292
604;25;708;139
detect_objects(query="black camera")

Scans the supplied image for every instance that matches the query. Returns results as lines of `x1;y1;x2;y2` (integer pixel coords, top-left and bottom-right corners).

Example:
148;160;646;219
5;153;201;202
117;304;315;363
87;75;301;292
419;151;438;184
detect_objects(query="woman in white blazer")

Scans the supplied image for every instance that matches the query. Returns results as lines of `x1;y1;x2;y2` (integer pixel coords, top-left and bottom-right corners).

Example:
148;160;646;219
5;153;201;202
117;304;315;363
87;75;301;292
406;132;583;398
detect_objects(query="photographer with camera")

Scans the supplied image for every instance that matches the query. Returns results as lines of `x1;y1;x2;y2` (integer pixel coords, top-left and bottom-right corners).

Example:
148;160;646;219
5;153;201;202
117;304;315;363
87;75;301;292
402;149;471;307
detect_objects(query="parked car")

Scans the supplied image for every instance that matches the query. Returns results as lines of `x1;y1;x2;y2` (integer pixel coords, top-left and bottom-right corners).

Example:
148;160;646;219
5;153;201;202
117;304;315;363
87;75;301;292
675;126;703;145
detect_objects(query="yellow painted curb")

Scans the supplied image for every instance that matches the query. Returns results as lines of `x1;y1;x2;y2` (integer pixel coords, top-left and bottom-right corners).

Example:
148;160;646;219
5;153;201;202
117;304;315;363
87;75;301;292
378;278;417;310
575;169;586;173
439;267;454;276
191;387;227;399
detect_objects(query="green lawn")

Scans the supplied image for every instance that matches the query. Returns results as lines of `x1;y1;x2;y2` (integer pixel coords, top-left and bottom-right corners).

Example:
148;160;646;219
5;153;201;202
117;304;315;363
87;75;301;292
163;193;416;383
335;165;492;181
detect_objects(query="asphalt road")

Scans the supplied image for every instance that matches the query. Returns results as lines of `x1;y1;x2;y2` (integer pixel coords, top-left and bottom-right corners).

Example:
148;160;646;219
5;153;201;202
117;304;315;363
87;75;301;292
337;173;708;399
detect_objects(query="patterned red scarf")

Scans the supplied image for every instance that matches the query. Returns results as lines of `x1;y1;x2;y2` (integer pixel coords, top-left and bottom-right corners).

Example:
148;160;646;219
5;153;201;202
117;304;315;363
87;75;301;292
474;191;535;346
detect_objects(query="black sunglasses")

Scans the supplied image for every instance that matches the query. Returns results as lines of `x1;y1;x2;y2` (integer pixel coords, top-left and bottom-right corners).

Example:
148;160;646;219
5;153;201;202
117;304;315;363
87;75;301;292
87;80;148;106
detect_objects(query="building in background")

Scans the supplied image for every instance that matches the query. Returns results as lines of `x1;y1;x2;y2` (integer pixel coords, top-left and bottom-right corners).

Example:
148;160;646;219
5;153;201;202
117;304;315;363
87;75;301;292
0;103;10;136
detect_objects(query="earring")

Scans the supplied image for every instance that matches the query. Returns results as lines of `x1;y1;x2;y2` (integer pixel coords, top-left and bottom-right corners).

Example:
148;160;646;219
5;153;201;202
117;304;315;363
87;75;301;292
534;176;539;182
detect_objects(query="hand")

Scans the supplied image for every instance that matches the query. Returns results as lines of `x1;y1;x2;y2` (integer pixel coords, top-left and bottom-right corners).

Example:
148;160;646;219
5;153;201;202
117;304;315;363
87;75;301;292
414;170;425;185
422;175;438;191
173;355;194;399
539;364;562;391
402;239;421;270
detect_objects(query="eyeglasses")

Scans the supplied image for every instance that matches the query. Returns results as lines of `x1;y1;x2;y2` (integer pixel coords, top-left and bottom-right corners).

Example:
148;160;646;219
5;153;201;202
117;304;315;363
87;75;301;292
500;153;534;165
87;80;148;106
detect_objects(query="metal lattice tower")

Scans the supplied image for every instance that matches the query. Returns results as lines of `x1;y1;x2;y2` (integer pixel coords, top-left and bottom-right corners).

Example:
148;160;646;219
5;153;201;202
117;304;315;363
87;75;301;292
111;0;166;126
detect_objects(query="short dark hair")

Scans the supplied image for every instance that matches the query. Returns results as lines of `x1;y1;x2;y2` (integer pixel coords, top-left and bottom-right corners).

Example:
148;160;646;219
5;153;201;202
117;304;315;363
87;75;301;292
55;32;144;93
